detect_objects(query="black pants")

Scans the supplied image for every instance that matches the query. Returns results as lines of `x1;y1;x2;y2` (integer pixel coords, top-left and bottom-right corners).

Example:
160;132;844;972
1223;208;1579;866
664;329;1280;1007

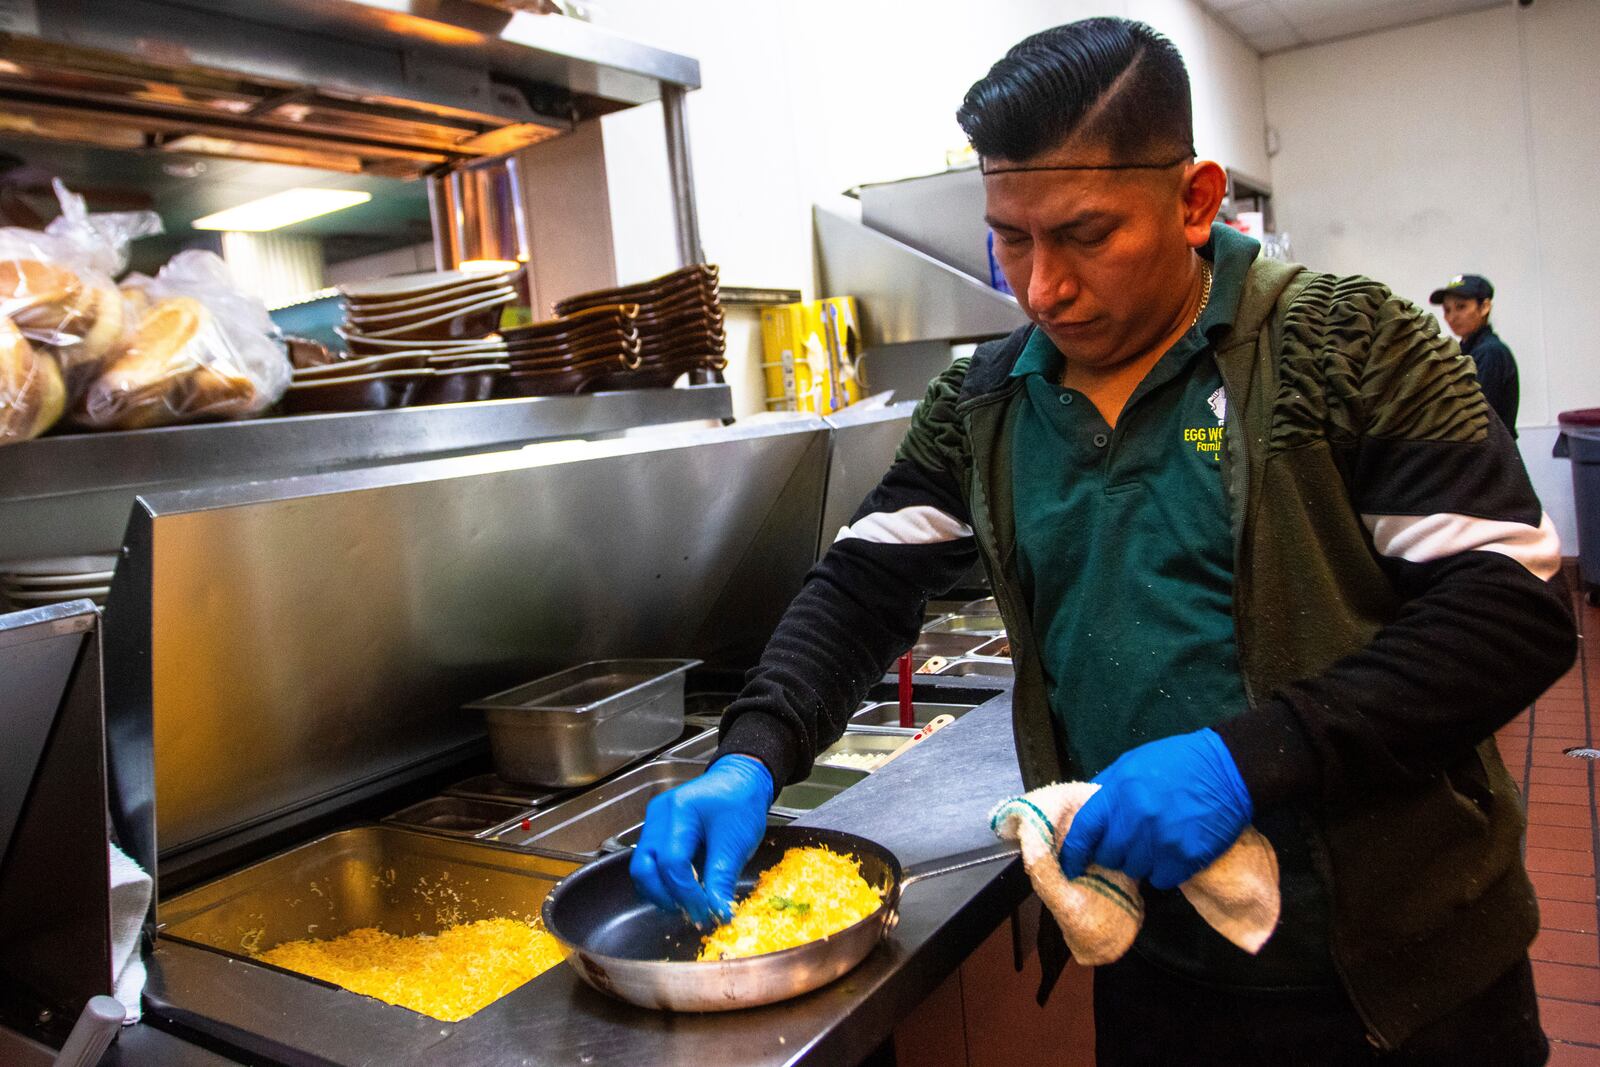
1093;950;1548;1066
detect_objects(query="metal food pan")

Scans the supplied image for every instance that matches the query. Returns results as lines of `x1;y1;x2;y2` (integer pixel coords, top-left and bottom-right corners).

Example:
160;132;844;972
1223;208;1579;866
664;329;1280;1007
159;826;578;958
815;733;909;772
864;680;996;705
958;597;999;615
602;812;792;853
771;764;869;818
935;657;1014;679
907;632;988;662
490;760;702;859
443;773;579;808
922;614;1005;636
972;637;1011;658
381;796;531;838
684;692;738;720
849;701;979;730
465;658;700;787
656;728;719;764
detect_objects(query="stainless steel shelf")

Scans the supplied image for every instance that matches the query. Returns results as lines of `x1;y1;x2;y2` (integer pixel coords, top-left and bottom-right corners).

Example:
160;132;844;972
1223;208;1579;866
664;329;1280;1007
0;0;701;178
0;385;733;559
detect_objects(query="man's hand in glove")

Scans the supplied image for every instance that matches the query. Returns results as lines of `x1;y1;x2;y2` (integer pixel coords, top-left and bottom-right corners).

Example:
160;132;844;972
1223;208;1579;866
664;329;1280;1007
631;754;774;926
1058;727;1253;890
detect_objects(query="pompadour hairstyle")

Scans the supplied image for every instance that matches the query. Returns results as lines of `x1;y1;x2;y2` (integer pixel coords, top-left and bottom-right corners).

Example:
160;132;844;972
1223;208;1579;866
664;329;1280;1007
957;18;1194;164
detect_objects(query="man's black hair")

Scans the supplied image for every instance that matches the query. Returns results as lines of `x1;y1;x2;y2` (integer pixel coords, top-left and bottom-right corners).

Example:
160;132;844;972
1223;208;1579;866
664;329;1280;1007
957;18;1194;164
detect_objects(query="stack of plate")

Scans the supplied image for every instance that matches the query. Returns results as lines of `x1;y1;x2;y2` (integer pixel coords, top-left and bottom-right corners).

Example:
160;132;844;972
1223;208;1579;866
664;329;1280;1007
496;304;644;397
0;554;118;611
552;264;725;390
284;267;521;413
339;266;521;348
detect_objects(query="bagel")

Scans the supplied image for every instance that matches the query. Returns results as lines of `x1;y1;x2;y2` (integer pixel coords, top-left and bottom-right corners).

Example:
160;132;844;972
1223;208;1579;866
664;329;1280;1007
0;317;66;443
78;296;257;429
0;259;91;338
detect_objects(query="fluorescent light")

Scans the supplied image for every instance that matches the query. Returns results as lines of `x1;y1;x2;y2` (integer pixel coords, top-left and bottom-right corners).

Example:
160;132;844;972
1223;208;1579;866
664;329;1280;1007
192;188;372;232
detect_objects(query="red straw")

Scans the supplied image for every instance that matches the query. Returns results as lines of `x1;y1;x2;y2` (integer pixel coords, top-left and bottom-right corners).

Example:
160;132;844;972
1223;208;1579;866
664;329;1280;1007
898;652;914;728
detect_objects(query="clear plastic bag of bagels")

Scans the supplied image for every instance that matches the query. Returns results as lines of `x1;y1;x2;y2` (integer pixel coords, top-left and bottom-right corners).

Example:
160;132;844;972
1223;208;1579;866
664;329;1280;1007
75;250;291;430
0;179;163;397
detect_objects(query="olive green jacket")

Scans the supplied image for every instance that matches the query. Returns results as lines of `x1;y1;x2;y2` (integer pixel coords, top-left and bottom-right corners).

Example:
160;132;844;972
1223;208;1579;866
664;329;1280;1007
896;258;1570;1048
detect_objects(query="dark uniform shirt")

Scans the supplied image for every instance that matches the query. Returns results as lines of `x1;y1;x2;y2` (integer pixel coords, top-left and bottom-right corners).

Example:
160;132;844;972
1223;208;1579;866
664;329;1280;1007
1009;223;1336;989
1461;325;1519;438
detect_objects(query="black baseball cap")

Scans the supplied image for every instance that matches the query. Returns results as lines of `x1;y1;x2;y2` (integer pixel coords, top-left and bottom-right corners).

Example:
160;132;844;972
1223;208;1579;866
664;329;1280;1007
1430;274;1493;304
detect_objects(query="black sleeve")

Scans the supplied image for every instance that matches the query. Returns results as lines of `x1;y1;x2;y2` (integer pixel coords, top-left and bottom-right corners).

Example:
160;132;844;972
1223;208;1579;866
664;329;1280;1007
716;373;979;785
1217;305;1573;806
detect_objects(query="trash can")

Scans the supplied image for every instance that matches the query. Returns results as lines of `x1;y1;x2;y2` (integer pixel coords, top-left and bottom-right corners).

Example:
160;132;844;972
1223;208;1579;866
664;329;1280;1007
1555;408;1600;601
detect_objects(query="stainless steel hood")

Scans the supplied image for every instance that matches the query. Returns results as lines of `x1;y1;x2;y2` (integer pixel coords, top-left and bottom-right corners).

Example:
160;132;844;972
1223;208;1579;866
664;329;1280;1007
814;202;1026;347
0;0;701;178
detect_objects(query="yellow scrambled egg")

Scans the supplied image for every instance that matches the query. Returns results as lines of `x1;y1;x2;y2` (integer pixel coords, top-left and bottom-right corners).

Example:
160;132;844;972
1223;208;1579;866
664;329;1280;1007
257;917;565;1021
698;846;884;961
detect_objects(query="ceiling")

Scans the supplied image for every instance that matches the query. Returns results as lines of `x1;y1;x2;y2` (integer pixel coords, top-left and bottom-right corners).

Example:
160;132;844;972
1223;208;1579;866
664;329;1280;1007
0;137;432;273
1196;0;1510;54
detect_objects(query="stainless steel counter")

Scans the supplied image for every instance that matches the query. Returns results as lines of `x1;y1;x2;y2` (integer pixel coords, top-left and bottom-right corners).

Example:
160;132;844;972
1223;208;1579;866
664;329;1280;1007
0;385;733;559
139;690;1028;1066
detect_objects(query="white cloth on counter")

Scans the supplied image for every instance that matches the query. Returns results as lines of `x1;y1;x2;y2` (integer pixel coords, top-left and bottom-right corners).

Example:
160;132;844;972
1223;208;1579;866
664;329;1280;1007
989;781;1280;967
108;842;151;1023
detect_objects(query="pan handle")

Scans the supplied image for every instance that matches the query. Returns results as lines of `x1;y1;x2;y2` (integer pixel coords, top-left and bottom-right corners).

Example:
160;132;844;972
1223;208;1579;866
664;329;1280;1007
899;843;1020;891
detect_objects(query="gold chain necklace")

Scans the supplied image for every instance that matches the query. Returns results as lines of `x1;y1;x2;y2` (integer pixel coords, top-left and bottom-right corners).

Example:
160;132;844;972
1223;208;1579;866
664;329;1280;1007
1185;260;1214;334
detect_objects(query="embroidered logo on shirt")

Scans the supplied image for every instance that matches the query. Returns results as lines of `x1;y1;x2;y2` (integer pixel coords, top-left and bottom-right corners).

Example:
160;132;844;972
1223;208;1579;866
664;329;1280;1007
1182;387;1227;461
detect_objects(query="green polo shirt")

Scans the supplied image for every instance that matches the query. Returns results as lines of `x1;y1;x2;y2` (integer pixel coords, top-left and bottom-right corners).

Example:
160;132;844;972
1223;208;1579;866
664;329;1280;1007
1010;224;1336;989
1011;225;1254;778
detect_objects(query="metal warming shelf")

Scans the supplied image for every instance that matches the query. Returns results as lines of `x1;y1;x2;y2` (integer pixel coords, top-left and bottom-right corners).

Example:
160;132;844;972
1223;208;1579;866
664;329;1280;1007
0;384;733;559
0;0;701;178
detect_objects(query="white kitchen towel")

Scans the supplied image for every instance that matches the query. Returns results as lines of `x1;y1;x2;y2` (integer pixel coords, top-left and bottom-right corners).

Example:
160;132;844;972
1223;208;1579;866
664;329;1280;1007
990;781;1280;966
107;842;151;1023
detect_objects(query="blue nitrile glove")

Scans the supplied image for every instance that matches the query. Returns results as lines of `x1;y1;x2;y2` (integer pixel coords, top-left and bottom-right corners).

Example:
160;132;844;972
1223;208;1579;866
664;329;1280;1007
630;754;774;926
1058;728;1252;891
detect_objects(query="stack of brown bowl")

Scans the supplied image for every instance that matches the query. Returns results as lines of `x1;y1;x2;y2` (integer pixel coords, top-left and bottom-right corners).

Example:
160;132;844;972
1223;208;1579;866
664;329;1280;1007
283;267;519;413
337;266;519;350
496;304;643;397
552;264;725;390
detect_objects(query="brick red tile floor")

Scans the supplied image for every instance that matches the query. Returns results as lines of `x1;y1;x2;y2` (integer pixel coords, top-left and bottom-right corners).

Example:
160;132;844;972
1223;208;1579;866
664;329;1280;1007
1494;569;1600;1059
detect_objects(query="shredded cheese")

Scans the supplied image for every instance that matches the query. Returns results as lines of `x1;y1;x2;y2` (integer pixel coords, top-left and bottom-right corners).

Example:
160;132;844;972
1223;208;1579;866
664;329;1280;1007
817;751;890;772
698;846;884;961
256;917;564;1021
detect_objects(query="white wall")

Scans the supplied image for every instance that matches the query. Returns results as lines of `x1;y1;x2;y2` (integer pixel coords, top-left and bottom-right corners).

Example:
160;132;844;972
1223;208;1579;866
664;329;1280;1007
585;0;1269;415
1263;0;1600;547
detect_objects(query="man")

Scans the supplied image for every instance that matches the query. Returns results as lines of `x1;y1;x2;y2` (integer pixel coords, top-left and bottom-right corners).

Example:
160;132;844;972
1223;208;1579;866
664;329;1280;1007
633;18;1573;1065
1431;273;1519;437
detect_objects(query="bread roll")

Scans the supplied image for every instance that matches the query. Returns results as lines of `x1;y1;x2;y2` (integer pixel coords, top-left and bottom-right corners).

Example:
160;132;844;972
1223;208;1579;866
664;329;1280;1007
0;317;66;443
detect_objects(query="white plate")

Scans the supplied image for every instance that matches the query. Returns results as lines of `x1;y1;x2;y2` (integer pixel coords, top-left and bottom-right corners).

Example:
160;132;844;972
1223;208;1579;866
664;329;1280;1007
337;265;519;302
345;286;517;327
0;554;118;577
4;585;111;601
2;570;116;588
